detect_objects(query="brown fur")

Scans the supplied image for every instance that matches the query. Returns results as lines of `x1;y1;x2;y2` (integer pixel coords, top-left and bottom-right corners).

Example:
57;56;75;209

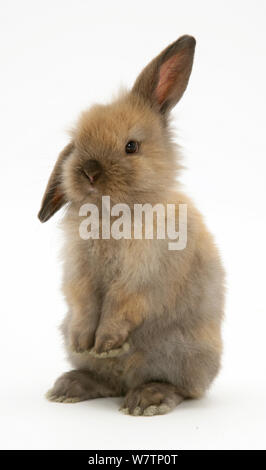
39;35;225;416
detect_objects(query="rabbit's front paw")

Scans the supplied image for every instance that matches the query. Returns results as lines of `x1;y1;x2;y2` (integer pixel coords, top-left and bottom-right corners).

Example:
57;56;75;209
89;341;130;359
91;330;130;357
70;328;95;353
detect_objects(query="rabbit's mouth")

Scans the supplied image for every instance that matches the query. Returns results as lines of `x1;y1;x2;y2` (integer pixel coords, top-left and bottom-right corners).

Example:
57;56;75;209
82;171;99;190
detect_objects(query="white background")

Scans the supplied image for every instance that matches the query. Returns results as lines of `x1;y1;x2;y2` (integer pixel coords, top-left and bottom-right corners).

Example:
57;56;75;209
0;0;265;450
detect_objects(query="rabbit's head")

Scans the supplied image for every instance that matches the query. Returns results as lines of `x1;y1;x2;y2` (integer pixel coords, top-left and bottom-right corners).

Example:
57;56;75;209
38;35;195;222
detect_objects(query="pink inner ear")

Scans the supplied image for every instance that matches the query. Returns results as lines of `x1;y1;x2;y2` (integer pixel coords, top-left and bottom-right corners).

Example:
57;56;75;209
156;52;185;105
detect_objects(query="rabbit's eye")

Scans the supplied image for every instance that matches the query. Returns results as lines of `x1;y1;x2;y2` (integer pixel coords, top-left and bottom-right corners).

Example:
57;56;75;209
125;140;139;154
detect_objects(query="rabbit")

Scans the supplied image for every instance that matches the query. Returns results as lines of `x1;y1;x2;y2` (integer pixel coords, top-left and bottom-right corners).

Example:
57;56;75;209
38;35;225;416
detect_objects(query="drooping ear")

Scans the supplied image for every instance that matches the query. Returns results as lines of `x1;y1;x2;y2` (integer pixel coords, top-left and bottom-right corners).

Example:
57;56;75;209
38;142;74;223
132;35;196;114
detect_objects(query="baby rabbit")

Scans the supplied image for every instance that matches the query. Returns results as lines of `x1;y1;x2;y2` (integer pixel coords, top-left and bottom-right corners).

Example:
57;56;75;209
38;35;225;416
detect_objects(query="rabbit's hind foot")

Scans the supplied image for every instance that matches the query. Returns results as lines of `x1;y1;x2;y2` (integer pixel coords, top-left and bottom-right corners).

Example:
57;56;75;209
120;382;184;416
46;369;117;404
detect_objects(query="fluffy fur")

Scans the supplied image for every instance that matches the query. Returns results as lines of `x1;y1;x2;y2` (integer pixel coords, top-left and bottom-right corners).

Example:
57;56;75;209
39;35;225;416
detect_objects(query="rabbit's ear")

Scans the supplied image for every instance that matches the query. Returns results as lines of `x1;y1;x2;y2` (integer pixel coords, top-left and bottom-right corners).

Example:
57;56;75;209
132;35;196;114
38;142;74;222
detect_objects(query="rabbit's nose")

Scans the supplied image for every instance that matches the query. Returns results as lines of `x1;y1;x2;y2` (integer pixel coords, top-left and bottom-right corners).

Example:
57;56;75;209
83;160;102;183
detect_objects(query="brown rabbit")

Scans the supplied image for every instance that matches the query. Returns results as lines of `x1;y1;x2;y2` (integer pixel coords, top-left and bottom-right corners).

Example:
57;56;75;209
38;35;225;416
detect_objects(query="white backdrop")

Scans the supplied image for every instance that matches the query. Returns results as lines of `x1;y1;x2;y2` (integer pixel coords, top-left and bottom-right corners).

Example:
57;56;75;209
0;0;265;450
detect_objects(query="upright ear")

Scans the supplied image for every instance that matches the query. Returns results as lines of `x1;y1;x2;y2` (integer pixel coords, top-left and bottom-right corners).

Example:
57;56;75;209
132;35;196;114
38;142;74;223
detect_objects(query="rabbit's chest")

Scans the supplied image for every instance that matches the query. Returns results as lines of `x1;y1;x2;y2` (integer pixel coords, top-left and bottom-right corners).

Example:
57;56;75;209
80;237;124;284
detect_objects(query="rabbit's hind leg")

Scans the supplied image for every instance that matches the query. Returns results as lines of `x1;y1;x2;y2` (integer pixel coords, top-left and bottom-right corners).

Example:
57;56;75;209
120;382;183;416
46;369;118;403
